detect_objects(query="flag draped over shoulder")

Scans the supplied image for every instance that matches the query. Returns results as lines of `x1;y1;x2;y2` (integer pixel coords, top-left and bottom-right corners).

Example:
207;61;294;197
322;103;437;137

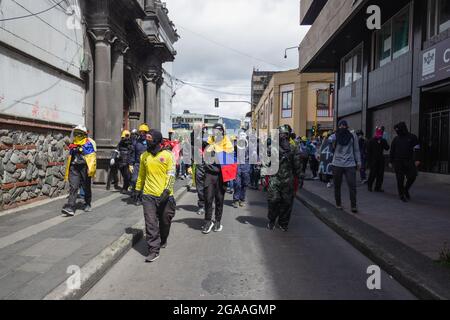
207;136;237;182
64;138;97;180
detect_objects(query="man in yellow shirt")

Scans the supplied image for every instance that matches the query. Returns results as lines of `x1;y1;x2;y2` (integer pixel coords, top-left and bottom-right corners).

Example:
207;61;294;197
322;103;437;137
135;130;176;263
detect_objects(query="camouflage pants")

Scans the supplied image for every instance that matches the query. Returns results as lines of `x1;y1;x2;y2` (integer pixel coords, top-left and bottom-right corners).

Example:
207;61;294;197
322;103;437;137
267;179;294;228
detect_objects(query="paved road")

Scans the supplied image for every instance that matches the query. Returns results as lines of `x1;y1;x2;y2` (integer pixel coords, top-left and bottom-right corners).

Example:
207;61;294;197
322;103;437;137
84;188;415;300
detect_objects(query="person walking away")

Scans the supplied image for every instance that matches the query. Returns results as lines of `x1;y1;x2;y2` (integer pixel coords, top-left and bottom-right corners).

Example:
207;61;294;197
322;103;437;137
367;127;390;192
135;129;176;263
202;124;236;234
356;130;368;184
389;122;421;202
331;120;361;213
307;139;319;180
117;130;134;194
131;123;150;206
266;126;302;232
194;127;208;215
299;136;309;174
62;125;97;216
233;131;251;208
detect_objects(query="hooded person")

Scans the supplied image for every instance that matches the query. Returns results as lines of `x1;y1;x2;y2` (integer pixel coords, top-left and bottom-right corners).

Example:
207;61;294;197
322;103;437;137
232;130;251;208
117;130;134;194
62;125;97;216
330;120;361;213
135;129;177;263
131;123;150;205
390;122;421;202
202;123;236;234
367;127;390;192
266;125;302;232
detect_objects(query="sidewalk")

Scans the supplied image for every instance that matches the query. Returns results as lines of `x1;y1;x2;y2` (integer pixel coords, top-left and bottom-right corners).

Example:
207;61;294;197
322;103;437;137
0;180;187;300
300;173;450;260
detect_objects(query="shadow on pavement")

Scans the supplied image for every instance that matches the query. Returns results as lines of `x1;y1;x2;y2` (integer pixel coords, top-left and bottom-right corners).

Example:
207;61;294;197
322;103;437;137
236;216;267;229
177;205;198;213
172;218;204;231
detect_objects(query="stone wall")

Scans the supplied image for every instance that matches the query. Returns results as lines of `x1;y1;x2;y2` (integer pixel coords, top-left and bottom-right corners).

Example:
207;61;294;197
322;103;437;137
0;129;71;210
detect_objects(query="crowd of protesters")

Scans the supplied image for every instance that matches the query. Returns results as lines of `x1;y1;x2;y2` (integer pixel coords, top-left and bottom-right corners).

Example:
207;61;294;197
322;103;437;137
61;119;421;263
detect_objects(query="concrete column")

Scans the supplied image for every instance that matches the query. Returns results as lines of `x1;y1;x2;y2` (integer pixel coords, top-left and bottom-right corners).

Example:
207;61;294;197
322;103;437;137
88;28;115;148
111;40;129;144
144;69;162;130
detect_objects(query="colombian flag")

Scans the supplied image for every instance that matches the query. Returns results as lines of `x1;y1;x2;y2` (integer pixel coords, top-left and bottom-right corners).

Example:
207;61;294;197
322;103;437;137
207;136;237;183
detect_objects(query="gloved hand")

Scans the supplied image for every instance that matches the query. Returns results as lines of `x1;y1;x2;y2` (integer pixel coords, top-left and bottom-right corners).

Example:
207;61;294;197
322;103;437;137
129;165;134;174
187;167;193;175
159;189;170;205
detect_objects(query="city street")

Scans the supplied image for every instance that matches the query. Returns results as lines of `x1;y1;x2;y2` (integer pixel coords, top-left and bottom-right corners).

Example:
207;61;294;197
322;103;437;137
84;188;415;300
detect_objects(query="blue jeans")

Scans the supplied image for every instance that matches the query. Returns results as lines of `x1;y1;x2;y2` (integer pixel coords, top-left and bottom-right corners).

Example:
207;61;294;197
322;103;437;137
233;166;250;202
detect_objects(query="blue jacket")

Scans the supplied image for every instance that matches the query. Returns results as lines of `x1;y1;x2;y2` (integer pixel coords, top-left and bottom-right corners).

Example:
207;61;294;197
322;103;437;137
132;138;148;165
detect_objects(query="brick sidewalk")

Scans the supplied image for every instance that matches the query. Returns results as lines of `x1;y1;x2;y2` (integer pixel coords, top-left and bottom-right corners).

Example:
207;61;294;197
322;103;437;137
0;180;188;299
301;172;450;260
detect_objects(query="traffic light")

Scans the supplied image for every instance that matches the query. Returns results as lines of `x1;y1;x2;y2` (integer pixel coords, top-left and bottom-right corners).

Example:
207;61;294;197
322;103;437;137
215;98;219;108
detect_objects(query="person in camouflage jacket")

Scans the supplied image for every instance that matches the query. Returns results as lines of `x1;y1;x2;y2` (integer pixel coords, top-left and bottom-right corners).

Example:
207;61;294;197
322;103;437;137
266;125;302;232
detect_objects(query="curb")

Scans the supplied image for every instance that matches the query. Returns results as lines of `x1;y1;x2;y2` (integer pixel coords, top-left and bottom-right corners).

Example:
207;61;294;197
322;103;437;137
296;189;450;300
44;183;191;300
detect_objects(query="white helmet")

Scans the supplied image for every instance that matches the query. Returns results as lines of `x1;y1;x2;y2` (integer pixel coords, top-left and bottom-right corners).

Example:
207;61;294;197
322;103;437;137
74;125;88;134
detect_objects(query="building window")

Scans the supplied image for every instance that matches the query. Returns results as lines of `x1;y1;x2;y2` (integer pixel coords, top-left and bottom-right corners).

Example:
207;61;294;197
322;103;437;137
375;5;411;68
281;91;293;118
428;0;450;38
341;46;362;87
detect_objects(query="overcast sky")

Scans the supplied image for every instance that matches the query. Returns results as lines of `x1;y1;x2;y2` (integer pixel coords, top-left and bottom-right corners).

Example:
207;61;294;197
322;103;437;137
166;0;310;120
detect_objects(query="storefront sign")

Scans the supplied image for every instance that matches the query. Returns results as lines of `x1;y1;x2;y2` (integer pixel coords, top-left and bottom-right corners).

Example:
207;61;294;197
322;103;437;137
421;38;450;86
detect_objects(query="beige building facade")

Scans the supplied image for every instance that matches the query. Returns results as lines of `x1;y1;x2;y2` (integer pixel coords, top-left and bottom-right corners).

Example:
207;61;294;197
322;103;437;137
253;69;334;138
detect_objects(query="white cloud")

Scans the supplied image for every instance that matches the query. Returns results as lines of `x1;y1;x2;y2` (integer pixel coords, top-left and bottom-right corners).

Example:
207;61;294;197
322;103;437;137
166;0;310;120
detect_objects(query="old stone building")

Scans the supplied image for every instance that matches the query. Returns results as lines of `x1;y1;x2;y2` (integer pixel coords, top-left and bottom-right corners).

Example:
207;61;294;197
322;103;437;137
0;0;178;210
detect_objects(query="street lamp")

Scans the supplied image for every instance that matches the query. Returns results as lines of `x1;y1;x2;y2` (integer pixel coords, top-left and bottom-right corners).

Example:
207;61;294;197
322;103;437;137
284;46;299;59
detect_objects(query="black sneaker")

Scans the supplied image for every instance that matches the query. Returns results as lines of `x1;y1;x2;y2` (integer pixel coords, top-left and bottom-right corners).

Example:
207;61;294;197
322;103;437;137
400;195;408;203
145;253;160;263
351;207;358;214
161;242;168;249
62;207;75;217
197;208;205;216
278;225;288;232
213;221;223;232
202;221;214;234
267;221;275;231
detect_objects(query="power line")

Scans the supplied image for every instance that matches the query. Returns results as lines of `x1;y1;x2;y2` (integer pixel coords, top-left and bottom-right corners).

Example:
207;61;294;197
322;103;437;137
11;0;82;48
0;0;65;22
178;25;284;69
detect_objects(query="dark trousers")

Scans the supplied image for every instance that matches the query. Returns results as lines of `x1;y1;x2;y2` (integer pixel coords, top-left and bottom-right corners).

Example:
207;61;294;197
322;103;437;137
204;173;226;223
393;159;417;197
360;158;367;181
233;168;250;202
333;166;357;208
107;165;119;190
195;165;206;209
268;182;294;228
67;164;92;210
301;157;309;173
119;165;131;191
142;195;176;254
250;165;261;188
368;160;385;190
309;156;319;177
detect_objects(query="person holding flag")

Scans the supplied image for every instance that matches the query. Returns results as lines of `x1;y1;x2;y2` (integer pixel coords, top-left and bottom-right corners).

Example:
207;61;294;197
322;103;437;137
62;125;97;216
202;123;237;234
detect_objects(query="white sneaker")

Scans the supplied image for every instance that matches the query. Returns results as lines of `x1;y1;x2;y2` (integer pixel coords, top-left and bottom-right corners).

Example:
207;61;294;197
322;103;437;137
327;182;332;188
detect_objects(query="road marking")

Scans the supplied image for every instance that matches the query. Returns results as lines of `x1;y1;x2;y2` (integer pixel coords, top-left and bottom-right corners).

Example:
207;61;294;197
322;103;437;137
0;193;122;250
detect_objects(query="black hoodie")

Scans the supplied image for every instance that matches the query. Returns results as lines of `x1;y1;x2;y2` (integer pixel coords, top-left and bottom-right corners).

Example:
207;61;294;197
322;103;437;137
390;122;420;163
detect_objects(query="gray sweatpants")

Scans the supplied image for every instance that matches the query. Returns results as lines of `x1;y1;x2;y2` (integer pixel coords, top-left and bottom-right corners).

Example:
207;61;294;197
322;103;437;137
332;166;357;208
